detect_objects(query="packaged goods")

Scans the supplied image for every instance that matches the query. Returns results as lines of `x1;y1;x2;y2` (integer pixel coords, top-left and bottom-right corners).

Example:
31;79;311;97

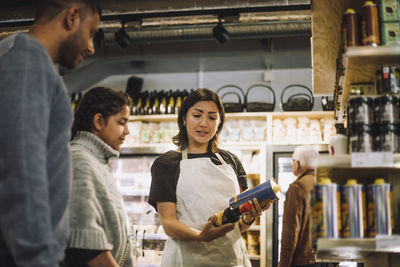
342;8;360;50
349;124;374;152
340;179;367;238
229;179;281;209
367;179;393;236
374;95;399;123
213;202;254;227
311;178;341;239
361;1;381;46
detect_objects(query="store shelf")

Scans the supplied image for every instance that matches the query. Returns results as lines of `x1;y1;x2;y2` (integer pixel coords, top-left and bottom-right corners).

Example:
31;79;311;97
317;236;400;261
120;143;176;154
341;45;400;111
249;225;261;231
317;153;400;183
249;255;261;261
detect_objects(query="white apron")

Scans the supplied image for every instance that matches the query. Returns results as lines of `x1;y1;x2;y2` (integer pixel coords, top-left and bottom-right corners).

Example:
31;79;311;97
160;149;251;267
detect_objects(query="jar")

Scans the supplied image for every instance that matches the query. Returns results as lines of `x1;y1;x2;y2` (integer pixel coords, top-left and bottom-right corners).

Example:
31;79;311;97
374;123;399;152
374;95;398;124
349;124;374;152
348;97;374;126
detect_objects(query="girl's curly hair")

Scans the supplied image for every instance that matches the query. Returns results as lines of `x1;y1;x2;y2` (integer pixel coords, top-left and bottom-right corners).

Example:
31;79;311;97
71;87;132;140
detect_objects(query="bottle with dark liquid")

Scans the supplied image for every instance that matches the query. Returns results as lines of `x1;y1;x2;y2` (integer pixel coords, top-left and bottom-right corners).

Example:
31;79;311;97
166;89;175;114
213;201;253;226
159;90;167;114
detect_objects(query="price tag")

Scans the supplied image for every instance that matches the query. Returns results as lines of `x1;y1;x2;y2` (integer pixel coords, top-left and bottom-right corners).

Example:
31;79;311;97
351;152;393;167
376;235;400;252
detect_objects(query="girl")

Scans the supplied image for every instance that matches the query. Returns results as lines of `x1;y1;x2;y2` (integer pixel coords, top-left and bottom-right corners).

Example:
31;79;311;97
149;88;268;267
65;87;134;267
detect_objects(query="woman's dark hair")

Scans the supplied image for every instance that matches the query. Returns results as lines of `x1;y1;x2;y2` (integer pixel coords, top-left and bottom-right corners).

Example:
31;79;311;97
172;88;225;153
71;87;133;140
35;0;102;22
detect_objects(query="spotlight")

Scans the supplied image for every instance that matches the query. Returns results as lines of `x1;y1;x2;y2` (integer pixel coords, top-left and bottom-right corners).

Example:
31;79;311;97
213;18;229;44
115;23;131;48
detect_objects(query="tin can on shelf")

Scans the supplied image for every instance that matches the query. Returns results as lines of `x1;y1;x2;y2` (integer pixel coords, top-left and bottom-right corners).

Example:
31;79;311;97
361;1;381;46
340;179;366;238
311;178;341;239
367;179;393;236
342;8;360;50
349;123;374;152
348;96;374;126
374;123;400;152
374;95;399;124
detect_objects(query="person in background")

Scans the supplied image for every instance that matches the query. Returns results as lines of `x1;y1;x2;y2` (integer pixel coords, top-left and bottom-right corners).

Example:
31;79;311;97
65;87;134;267
148;88;270;267
0;1;100;266
278;145;318;267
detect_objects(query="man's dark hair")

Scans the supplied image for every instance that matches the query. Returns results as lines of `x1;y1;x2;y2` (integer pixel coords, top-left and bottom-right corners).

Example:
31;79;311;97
172;88;225;153
35;0;101;22
71;87;133;140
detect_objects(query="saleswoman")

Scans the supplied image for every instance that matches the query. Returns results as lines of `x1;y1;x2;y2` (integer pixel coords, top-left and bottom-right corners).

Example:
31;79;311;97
149;88;268;267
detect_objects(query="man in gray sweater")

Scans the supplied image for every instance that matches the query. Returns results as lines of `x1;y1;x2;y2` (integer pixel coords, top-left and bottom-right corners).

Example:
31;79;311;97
0;1;100;266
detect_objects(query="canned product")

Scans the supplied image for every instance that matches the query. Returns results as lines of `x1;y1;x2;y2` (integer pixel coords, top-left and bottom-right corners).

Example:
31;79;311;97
367;179;392;236
343;8;360;50
229;178;281;208
374;95;399;123
311;178;341;239
349;123;374;152
361;1;381;46
340;179;366;238
348;96;374;125
374;123;399;152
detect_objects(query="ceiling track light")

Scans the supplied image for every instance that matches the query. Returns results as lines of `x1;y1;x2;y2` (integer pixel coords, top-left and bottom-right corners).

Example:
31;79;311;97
115;22;131;48
213;17;229;44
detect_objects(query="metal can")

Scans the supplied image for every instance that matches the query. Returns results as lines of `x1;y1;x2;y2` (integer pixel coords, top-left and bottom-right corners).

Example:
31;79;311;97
374;95;399;123
311;178;341;239
349;123;374;152
374;123;399;152
229;178;281;208
367;179;392;236
343;8;360;50
340;179;366;238
361;1;381;46
348;96;374;125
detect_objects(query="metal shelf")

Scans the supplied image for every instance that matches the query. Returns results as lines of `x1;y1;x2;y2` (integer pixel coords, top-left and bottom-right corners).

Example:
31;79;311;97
317;236;400;261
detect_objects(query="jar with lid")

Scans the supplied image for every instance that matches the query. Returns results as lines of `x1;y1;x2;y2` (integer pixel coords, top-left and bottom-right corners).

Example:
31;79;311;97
374;95;399;124
374;123;399;152
347;97;374;126
349;123;374;153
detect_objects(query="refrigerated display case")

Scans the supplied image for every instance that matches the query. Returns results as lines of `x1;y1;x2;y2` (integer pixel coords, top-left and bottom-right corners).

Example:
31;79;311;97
109;154;168;267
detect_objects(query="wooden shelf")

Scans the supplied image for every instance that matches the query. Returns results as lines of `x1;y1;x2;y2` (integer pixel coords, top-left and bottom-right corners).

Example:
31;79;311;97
341;45;400;110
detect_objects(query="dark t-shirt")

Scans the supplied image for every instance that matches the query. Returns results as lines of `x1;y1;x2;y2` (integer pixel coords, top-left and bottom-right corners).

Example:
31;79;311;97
148;149;248;211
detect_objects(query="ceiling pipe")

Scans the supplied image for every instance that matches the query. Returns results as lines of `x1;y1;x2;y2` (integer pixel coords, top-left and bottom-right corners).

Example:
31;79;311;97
102;20;310;45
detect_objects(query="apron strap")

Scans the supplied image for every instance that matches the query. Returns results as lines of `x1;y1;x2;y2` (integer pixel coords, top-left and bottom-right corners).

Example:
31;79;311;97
182;148;188;159
215;152;227;165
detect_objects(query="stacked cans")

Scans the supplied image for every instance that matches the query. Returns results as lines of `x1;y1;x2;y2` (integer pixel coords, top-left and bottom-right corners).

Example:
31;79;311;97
311;178;341;240
367;179;394;236
311;178;394;239
340;180;367;238
347;95;400;153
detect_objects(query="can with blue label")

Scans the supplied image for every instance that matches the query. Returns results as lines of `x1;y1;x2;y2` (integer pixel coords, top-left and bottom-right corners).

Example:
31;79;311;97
367;178;393;236
311;178;341;239
340;179;366;238
229;178;281;209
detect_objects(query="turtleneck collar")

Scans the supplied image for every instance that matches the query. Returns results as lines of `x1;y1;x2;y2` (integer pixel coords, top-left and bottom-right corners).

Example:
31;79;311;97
71;131;119;163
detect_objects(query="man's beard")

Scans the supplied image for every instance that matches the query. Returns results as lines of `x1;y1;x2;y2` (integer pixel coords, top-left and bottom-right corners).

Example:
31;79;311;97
58;30;82;69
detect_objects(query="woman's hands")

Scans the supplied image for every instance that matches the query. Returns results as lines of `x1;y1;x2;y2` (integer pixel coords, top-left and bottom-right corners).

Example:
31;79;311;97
157;201;235;242
240;198;272;231
198;215;235;242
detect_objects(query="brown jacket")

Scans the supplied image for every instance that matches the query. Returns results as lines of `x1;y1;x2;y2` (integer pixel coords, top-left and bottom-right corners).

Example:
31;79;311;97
278;170;316;267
